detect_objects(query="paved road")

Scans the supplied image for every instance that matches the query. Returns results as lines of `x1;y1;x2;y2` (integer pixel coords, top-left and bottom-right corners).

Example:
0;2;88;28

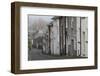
28;48;87;61
28;48;47;60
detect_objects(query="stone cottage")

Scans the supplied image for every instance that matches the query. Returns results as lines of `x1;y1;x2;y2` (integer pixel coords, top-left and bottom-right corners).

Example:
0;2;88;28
43;16;88;57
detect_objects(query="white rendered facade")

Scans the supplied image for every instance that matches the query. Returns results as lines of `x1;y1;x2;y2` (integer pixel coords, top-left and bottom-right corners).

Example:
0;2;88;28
47;16;88;57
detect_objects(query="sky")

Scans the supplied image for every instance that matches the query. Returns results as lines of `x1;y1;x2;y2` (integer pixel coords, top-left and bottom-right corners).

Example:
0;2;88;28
28;15;54;26
28;15;54;33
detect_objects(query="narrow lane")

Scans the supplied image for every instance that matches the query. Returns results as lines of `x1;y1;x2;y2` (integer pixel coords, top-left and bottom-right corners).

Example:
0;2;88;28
28;47;87;61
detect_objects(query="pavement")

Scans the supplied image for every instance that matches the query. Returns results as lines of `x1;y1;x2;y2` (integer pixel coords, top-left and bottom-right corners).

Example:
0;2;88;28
28;47;87;61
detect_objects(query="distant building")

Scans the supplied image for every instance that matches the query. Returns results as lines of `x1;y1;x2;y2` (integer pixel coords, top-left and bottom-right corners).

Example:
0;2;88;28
32;30;44;49
43;16;88;57
42;31;50;54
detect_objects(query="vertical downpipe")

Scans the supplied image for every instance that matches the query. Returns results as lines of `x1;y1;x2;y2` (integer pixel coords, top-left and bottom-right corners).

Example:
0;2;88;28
65;17;66;55
80;17;81;56
48;26;51;54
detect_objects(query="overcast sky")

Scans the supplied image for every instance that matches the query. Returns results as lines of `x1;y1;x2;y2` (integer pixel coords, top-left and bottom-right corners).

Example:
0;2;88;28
28;15;54;33
28;15;54;26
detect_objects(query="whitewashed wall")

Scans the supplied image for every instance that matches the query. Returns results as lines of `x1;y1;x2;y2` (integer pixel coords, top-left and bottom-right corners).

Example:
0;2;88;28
51;19;60;55
76;17;81;56
81;17;88;57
